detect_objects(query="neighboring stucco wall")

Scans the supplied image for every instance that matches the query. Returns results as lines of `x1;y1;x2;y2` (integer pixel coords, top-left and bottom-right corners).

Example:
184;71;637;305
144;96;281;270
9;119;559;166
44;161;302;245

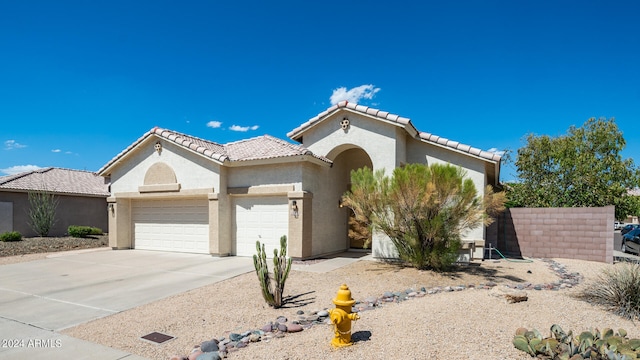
109;138;221;194
0;191;107;237
491;206;614;263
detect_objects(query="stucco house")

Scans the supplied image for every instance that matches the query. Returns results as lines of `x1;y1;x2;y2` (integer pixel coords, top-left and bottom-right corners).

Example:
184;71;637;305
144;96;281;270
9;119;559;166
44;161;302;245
98;102;501;260
0;167;110;237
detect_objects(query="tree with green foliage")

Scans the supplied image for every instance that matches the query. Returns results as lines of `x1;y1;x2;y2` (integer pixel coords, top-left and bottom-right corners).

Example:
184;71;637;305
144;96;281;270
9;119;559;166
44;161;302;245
508;117;640;220
27;190;58;237
341;163;505;271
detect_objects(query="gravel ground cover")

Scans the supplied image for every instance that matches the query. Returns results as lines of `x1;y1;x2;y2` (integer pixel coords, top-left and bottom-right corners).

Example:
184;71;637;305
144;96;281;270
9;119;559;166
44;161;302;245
62;255;639;360
2;238;636;360
0;235;108;265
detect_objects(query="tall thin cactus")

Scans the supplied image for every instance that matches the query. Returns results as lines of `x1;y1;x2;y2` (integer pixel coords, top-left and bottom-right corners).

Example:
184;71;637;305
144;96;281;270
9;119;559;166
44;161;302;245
253;235;292;308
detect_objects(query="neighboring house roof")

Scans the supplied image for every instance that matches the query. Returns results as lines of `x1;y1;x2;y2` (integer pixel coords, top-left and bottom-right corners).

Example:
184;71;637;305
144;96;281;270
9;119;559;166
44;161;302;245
287;101;502;164
0;168;110;197
98;127;332;175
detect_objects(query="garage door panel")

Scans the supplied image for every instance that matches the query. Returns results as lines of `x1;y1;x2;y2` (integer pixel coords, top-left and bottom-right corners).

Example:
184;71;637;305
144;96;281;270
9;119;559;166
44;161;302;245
132;200;209;254
234;197;289;257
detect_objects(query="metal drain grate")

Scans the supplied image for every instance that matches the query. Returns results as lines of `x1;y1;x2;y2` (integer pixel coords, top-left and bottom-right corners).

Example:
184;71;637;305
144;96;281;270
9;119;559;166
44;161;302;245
141;332;174;344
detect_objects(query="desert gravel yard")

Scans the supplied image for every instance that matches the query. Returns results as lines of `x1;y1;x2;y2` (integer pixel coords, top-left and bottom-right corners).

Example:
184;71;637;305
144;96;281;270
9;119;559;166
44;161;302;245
2;238;638;360
61;255;640;360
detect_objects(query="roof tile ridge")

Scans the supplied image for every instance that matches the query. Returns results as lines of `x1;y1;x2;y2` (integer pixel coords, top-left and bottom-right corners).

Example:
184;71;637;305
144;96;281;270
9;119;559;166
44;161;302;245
0;168;44;185
47;167;98;175
418;131;501;162
156;127;224;147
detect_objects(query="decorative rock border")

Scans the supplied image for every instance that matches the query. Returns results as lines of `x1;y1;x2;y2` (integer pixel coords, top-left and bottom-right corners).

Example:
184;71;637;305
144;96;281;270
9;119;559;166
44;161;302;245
169;259;581;359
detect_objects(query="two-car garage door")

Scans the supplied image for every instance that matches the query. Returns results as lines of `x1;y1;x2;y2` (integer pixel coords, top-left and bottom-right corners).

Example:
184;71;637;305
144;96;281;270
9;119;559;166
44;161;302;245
132;199;209;254
131;197;289;256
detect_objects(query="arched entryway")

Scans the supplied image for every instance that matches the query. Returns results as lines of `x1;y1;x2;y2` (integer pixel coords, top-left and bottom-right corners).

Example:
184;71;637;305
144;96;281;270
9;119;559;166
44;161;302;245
328;145;374;249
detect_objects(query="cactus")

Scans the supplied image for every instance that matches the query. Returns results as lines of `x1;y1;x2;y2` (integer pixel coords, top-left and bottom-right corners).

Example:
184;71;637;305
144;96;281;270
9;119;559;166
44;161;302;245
252;235;292;308
513;325;640;359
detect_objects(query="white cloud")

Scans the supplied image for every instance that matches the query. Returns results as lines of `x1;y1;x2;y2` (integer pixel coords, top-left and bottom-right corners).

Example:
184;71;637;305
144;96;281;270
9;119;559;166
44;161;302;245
51;149;61;153
4;140;27;150
230;125;259;132
0;165;43;175
487;148;506;156
207;121;222;129
330;84;381;105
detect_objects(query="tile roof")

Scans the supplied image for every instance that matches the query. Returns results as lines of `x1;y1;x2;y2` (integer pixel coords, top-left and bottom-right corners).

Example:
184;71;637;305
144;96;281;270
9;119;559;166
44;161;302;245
287;101;502;163
98;127;331;175
224;134;330;163
0;168;110;196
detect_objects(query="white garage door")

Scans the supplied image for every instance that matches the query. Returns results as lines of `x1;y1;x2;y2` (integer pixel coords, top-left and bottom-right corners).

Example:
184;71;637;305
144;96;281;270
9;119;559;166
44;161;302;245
132;199;209;254
234;197;289;256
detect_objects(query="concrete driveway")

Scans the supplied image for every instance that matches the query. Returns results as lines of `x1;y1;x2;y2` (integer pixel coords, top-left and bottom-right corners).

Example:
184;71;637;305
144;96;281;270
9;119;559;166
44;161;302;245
0;249;254;359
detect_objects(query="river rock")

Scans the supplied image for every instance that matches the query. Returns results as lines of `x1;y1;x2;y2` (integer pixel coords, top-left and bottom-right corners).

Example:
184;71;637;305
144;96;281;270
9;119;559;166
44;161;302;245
200;340;218;352
287;323;303;333
196;352;221;360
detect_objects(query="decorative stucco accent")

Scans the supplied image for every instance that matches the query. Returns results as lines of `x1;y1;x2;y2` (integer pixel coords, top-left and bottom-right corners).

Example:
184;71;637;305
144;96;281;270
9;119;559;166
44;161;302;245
143;162;177;185
139;184;181;193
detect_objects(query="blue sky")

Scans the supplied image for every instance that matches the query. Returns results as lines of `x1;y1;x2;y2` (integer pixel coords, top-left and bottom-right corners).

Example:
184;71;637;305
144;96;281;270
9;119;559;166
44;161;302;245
1;1;638;182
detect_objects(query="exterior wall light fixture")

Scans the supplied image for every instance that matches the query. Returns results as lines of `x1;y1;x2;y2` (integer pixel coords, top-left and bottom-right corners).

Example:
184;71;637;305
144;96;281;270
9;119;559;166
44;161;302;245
291;200;299;218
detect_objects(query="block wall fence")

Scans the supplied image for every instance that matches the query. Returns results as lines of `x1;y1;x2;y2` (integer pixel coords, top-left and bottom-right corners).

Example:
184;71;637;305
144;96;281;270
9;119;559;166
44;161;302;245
486;206;614;263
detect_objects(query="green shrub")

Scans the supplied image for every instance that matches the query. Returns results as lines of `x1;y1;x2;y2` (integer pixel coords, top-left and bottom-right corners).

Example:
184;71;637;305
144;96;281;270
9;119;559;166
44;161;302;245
0;231;22;242
579;263;640;320
89;227;103;235
68;225;92;238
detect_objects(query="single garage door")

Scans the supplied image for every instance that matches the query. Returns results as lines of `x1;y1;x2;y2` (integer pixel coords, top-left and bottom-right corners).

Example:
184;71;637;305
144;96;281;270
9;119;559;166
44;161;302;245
132;199;209;254
234;197;289;256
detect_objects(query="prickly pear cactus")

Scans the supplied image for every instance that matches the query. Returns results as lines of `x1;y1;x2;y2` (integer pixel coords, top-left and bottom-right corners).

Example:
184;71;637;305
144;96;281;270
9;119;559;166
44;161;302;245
513;324;640;359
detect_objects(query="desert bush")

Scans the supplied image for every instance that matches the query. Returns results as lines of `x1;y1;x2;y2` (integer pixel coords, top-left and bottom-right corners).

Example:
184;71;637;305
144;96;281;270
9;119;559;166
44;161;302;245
579;263;640;320
27;190;58;236
341;163;505;271
68;225;92;238
253;235;292;308
0;231;22;242
89;227;103;235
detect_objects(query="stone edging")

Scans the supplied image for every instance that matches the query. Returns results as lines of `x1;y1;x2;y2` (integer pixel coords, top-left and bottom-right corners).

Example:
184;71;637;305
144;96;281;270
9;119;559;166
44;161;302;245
170;259;581;360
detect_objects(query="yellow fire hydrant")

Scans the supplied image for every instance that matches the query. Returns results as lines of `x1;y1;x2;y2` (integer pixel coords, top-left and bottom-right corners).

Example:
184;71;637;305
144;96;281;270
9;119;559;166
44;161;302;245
328;284;360;347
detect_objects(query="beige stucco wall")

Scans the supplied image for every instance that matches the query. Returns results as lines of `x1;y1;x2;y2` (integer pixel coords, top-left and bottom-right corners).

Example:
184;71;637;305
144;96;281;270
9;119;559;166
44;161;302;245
298;109;494;260
302;111;404;175
227;162;303;190
109;138;221;195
